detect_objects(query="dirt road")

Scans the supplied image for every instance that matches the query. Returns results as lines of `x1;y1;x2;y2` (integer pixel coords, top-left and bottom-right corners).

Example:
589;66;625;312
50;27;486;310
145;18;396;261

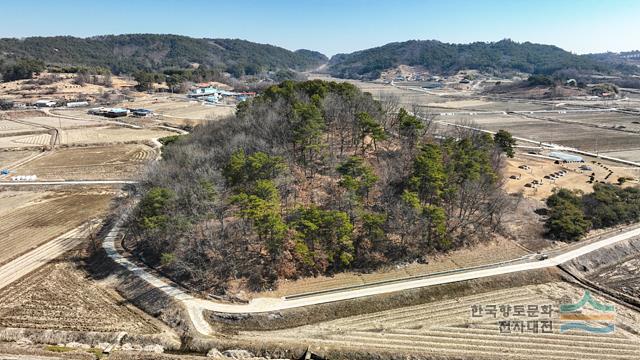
102;211;640;335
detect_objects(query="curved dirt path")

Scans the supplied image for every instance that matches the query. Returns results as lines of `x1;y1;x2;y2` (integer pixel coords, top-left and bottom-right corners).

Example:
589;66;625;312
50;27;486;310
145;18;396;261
102;212;640;336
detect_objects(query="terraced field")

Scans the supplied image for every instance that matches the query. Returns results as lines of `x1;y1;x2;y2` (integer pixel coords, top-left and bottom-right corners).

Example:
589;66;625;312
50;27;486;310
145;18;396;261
0;133;51;148
12;144;156;180
0;190;113;265
15;116;99;129
0;261;160;334
57;126;174;146
0;120;42;134
239;282;640;359
591;257;640;299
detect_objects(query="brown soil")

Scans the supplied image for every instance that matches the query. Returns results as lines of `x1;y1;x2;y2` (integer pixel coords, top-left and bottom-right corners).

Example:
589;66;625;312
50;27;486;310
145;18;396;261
0;189;114;265
229;280;640;360
12;145;156;180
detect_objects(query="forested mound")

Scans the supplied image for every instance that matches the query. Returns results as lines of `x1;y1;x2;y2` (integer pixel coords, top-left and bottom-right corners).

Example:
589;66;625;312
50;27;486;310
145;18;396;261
0;34;327;75
326;39;637;79
129;80;515;293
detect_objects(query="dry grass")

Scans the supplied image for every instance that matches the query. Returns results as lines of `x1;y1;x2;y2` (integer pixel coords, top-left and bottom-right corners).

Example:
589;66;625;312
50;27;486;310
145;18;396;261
255;237;528;298
0;189;114;265
0;261;160;334
233;281;640;360
0;149;39;166
57;126;173;146
502;152;639;201
0;133;51;148
12;144;156;180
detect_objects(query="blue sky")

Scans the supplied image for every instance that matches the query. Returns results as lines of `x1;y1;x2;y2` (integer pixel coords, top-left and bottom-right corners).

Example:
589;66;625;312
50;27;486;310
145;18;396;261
2;0;638;56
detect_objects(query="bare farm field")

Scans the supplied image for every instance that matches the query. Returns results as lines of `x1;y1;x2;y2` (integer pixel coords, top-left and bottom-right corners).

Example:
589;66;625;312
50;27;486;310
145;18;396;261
590;257;640;300
0;190;113;266
238;282;640;360
55;96;236;126
0;133;52;149
56;126;174;146
256;237;527;298
0;120;44;135
599;149;640;163
311;75;551;112
17;115;102;129
541;112;640;132
0;150;39;167
0;260;161;334
133;98;235;122
448;113;640;159
12;144;156;180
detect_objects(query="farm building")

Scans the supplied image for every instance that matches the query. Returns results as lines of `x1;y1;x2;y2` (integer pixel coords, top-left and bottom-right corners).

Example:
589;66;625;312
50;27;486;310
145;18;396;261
131;108;153;117
188;86;221;98
88;107;129;118
35;100;57;107
66;101;89;108
549;151;584;163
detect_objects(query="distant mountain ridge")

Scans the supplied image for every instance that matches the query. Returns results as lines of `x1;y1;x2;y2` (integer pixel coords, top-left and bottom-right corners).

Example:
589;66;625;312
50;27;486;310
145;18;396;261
587;50;640;66
326;39;638;79
0;34;328;75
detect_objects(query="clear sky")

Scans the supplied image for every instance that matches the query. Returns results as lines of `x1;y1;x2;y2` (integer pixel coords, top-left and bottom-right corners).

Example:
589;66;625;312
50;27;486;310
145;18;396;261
1;0;638;56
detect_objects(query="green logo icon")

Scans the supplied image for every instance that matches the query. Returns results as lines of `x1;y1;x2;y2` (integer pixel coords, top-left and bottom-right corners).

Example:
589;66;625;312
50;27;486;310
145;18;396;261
559;291;615;334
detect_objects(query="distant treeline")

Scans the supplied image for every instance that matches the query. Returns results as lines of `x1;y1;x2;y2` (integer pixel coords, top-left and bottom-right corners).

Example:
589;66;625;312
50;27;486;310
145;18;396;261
0;34;327;76
545;184;640;241
326;39;638;79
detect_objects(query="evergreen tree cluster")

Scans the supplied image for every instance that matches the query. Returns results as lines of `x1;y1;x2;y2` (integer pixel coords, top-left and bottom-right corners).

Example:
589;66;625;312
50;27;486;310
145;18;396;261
130;80;512;293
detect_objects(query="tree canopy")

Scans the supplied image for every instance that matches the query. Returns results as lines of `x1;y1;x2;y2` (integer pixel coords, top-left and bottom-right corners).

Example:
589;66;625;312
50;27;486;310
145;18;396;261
129;80;512;293
327;39;637;79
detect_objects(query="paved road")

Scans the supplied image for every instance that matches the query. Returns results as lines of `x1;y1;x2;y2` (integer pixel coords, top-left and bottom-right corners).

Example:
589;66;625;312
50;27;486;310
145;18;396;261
0;225;91;290
102;212;640;335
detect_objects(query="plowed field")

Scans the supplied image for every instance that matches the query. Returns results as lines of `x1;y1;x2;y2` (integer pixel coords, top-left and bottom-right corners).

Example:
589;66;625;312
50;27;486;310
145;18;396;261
0;190;113;265
238;282;640;359
0;261;160;334
12;145;156;180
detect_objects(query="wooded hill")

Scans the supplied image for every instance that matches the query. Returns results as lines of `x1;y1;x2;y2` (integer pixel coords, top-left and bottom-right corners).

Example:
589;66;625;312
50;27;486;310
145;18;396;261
0;34;328;75
128;80;517;294
326;39;638;79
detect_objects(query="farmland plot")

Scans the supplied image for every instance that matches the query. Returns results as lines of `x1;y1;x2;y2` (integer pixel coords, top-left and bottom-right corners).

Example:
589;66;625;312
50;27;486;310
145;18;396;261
57;126;174;145
16;116;100;129
540;112;640;132
445;113;640;158
0;150;39;168
12;144;156;180
0;190;113;265
0;133;51;149
591;257;640;300
0;261;160;334
238;282;640;360
0;120;43;135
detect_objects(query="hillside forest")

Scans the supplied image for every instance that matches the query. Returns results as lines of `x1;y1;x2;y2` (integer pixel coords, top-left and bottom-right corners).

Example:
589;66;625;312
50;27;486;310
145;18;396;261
128;80;516;293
